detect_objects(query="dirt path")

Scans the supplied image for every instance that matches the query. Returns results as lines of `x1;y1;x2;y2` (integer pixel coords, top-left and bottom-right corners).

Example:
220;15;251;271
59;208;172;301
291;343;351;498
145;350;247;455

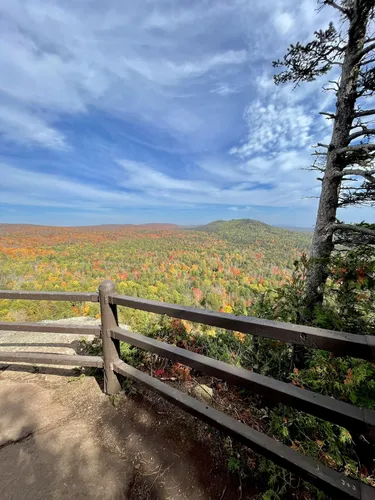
0;319;259;500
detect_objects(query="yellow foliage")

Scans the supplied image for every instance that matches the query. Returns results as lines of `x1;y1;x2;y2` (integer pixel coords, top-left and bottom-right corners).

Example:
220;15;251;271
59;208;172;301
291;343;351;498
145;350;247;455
233;331;246;343
182;320;192;333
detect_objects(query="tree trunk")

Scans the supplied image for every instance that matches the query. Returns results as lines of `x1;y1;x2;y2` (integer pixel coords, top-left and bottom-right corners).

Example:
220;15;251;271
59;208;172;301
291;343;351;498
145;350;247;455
305;4;371;312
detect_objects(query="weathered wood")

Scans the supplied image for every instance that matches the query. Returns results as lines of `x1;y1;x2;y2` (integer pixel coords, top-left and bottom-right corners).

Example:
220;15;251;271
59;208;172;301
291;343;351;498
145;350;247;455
111;327;375;439
113;360;373;499
109;294;374;360
99;280;121;395
0;290;99;302
0;322;101;336
0;352;103;367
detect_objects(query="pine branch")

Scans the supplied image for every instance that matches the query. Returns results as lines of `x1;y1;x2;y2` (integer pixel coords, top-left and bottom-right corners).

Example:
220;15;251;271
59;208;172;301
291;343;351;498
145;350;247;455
331;223;375;238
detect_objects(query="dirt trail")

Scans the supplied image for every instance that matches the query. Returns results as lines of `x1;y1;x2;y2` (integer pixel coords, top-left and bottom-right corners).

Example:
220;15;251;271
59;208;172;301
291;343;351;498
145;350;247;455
0;319;259;500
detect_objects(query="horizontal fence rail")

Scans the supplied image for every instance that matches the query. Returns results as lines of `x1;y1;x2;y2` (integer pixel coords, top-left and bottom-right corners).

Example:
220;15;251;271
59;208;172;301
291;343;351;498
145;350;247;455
0;290;99;302
111;327;375;439
0;352;103;367
109;294;375;361
113;359;374;500
0;322;101;336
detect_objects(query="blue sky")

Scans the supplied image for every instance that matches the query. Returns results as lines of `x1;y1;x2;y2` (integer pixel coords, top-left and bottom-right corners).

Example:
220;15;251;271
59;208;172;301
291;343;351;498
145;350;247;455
0;0;373;227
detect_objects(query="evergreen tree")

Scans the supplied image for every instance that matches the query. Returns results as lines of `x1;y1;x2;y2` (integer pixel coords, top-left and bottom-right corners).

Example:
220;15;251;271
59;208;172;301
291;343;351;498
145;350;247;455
274;0;375;310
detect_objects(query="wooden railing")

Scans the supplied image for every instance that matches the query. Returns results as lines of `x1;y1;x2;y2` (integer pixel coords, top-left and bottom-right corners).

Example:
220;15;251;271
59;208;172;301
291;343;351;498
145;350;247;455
0;279;374;499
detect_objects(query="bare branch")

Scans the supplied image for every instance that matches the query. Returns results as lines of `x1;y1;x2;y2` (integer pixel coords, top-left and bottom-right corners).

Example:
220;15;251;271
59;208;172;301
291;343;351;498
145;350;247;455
348;128;375;141
353;109;375;118
353;42;375;64
331;223;375;238
351;118;375;131
328;80;339;87
319;111;336;119
336;168;375;182
338;143;375;154
360;56;375;66
317;143;330;148
322;85;339;92
322;0;350;17
341;168;375;177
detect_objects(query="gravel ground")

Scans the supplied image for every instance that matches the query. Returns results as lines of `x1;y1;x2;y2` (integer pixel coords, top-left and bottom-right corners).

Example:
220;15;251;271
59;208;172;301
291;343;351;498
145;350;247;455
0;317;98;354
0;317;101;370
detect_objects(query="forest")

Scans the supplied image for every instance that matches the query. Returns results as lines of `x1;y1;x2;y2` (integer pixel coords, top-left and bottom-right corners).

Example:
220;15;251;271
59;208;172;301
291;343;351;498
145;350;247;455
0;220;374;498
0;220;311;323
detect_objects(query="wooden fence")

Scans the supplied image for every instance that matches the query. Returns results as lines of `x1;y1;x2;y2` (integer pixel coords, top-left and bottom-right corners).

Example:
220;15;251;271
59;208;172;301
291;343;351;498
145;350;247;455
0;279;374;499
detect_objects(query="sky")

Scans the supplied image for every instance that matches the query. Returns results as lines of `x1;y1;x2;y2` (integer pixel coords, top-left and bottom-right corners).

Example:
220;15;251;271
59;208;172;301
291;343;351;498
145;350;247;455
0;0;373;227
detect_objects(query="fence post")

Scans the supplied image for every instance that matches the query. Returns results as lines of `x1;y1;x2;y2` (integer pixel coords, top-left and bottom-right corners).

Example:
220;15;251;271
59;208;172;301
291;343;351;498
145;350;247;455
99;280;121;395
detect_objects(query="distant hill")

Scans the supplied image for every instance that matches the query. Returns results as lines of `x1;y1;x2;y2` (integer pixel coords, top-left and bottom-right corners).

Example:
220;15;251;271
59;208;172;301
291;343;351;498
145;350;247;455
0;223;180;235
192;219;312;250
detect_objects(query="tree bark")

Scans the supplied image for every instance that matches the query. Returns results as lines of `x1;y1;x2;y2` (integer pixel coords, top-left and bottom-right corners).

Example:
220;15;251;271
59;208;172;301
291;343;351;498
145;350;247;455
305;4;372;312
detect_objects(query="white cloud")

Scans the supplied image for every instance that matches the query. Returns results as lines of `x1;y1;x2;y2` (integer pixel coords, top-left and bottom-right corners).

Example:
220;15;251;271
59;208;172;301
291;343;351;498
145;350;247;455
273;11;294;35
210;83;239;96
117;159;212;192
1;157;317;212
1;163;144;208
0;0;252;152
0;104;67;150
230;101;315;157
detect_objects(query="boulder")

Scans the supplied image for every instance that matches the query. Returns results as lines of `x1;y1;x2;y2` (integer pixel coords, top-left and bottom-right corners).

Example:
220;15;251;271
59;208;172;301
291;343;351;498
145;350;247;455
192;384;213;402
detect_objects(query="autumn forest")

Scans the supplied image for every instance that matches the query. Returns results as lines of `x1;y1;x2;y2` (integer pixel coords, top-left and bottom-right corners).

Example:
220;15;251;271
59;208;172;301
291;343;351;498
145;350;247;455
0;220;310;325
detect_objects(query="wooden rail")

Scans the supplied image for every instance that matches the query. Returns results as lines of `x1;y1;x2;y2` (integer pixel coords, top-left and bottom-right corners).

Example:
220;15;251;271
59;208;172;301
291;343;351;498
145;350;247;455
0;352;103;367
0;290;99;302
111;327;375;439
0;280;374;498
0;322;101;336
109;293;375;360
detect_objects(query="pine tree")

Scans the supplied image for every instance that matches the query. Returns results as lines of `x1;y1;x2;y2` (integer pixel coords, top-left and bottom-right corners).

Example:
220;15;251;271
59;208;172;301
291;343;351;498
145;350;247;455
273;0;375;310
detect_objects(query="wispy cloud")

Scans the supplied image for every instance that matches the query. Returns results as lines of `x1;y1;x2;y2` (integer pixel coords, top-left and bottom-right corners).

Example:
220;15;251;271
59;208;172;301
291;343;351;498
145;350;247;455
0;104;67;150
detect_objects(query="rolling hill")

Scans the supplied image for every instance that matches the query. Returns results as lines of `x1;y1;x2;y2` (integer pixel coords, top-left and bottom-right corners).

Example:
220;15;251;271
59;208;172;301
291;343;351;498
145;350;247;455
192;219;312;251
